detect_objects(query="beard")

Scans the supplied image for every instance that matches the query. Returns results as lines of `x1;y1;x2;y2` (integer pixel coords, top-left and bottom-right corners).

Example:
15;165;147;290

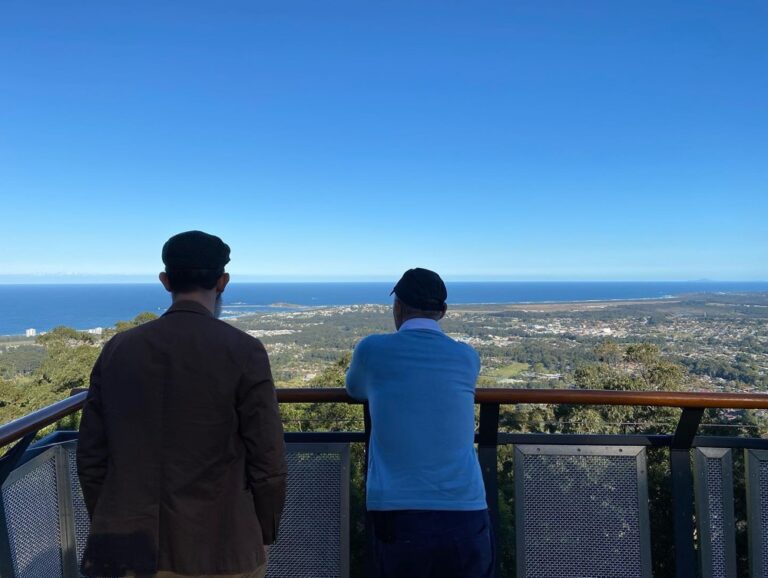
214;293;223;319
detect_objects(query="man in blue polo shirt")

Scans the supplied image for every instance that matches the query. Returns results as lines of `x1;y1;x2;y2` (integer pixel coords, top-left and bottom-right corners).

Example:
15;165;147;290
346;268;494;578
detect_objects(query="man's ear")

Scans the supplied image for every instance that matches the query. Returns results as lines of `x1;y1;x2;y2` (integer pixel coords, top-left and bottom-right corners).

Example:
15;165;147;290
159;272;172;293
217;272;230;293
438;304;447;321
393;298;403;318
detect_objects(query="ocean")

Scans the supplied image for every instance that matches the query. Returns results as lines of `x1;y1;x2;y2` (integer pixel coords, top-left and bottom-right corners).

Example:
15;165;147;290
1;281;768;336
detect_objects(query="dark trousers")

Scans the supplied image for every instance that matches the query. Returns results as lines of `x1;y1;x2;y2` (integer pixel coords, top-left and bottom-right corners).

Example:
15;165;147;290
370;509;495;578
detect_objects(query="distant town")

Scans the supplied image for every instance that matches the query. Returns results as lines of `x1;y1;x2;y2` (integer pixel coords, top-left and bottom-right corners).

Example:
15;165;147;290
227;292;768;393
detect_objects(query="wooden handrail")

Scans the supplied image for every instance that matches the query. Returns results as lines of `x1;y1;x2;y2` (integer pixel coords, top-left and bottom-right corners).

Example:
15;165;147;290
4;387;768;450
277;387;768;409
473;388;768;409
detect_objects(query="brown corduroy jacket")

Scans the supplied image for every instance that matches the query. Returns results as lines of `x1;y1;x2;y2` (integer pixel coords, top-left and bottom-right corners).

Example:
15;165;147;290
77;300;287;577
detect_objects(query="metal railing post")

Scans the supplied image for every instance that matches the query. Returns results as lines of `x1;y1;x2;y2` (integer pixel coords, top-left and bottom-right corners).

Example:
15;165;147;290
671;407;704;578
478;402;501;576
362;403;375;577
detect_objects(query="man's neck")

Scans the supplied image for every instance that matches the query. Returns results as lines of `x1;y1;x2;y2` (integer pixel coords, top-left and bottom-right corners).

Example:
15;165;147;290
172;292;216;315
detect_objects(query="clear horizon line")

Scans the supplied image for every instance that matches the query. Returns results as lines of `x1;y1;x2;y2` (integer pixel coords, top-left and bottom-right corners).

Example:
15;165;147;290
1;276;768;285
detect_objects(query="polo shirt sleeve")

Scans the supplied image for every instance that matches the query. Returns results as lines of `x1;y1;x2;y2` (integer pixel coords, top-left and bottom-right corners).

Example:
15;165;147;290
345;338;369;400
464;343;482;381
472;347;482;375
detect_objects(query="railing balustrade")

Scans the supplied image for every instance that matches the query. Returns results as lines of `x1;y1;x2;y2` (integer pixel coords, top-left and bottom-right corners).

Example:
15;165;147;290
2;388;768;577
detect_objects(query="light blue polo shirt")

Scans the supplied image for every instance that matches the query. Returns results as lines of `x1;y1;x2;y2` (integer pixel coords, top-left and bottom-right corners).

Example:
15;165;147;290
346;318;487;511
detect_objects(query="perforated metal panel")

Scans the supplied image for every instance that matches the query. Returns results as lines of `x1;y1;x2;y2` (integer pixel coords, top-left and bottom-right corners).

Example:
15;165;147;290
0;448;65;578
694;448;736;578
266;443;350;578
746;449;768;578
0;440;349;578
515;445;651;578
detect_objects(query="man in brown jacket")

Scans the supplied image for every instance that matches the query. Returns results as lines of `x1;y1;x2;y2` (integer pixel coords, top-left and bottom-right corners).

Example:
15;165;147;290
77;231;286;578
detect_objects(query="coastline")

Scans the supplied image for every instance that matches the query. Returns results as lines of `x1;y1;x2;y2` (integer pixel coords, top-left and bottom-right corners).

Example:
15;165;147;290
3;288;767;338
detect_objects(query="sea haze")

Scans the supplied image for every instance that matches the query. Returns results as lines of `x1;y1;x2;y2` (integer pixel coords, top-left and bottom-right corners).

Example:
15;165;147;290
1;281;768;336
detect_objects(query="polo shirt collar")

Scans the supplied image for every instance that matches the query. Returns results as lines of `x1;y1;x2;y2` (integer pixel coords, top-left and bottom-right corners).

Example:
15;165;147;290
399;318;443;333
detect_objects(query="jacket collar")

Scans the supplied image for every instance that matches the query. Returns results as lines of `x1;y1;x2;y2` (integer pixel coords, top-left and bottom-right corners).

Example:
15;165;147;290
163;299;215;318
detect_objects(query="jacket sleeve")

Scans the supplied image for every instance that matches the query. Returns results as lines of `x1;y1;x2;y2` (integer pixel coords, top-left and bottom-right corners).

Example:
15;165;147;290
237;340;287;545
77;352;109;519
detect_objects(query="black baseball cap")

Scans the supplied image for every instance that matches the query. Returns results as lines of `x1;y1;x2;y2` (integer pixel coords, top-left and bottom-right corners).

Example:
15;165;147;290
391;268;447;311
162;231;231;273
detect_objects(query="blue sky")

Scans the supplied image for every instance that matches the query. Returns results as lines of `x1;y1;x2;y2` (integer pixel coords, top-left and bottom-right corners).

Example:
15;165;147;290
1;1;766;281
